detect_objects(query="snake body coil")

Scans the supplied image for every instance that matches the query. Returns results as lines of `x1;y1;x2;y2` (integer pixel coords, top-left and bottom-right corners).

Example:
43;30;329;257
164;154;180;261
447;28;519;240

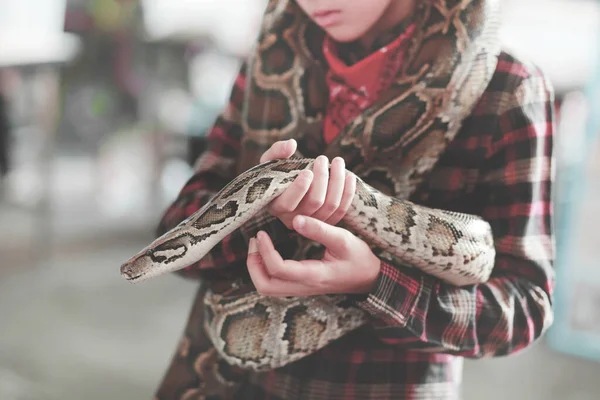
121;0;503;374
121;158;495;370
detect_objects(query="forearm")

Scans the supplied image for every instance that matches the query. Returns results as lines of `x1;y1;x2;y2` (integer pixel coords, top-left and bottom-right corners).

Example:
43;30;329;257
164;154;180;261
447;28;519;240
356;257;554;358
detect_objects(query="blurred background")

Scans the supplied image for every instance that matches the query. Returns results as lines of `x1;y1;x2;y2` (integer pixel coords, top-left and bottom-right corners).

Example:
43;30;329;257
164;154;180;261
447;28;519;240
0;0;599;399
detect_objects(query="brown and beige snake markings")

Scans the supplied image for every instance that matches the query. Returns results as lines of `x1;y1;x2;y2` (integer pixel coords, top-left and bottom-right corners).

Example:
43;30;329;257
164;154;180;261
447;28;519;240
121;158;495;370
123;0;502;395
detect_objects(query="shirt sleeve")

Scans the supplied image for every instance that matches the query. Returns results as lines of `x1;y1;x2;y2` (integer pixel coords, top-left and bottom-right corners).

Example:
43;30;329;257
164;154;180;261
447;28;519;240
155;61;294;280
354;70;556;358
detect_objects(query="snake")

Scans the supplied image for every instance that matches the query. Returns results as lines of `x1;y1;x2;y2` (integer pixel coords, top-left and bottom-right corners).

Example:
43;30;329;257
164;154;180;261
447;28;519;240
121;158;495;370
121;0;502;378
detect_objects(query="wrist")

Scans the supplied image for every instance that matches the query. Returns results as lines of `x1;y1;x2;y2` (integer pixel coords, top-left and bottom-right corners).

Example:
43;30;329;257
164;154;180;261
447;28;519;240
353;255;381;294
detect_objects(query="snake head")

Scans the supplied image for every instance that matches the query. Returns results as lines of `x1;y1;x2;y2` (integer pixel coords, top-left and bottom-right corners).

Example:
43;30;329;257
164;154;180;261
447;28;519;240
120;230;204;283
120;249;156;282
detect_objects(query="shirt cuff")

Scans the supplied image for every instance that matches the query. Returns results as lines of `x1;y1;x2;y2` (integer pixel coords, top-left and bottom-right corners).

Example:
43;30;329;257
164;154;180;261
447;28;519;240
352;261;425;328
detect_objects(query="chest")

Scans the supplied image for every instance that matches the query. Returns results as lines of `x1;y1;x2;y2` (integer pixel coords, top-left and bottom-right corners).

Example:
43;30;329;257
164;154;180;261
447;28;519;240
410;116;493;216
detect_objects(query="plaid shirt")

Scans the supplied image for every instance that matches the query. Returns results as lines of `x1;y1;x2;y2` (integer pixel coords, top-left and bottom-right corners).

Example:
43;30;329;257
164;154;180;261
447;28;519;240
155;51;555;400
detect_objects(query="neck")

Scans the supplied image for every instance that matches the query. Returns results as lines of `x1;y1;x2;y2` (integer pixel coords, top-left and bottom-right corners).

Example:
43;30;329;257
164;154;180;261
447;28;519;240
359;0;417;50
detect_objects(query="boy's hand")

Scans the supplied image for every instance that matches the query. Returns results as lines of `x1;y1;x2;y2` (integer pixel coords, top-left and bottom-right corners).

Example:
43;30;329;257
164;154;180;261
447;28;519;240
247;215;381;296
259;139;356;229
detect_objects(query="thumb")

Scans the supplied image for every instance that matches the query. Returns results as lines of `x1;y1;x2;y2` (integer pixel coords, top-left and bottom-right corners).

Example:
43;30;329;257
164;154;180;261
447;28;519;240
260;139;297;163
292;215;350;256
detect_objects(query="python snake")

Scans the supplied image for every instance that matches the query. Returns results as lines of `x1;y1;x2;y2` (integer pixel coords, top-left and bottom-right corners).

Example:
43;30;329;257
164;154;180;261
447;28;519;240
122;0;502;381
121;158;495;370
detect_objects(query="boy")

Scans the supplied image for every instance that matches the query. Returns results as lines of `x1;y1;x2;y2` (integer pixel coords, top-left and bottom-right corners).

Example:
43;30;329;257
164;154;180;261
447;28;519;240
153;1;555;399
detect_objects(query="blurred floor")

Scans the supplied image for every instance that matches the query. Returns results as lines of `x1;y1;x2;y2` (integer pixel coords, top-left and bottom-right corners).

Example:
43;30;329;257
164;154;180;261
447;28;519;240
1;157;600;400
0;205;197;400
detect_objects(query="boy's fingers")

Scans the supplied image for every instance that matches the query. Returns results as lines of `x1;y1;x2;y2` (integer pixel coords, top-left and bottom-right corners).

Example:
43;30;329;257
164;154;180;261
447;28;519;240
326;172;356;225
269;170;313;215
292;215;351;255
296;155;329;215
260;139;297;163
312;157;345;221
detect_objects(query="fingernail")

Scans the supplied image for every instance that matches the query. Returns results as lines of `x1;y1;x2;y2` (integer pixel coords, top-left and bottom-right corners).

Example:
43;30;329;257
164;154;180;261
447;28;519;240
257;231;265;242
249;237;258;253
286;139;295;151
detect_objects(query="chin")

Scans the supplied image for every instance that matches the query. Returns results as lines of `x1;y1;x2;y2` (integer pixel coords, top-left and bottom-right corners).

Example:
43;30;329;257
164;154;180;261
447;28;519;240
323;26;368;43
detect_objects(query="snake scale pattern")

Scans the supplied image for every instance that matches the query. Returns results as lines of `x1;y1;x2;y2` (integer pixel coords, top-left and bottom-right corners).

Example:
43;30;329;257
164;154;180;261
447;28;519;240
121;159;495;370
121;0;502;376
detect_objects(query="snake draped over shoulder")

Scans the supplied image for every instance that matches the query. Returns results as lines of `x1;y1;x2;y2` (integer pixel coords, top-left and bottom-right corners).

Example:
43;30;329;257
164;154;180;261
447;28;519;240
121;0;502;383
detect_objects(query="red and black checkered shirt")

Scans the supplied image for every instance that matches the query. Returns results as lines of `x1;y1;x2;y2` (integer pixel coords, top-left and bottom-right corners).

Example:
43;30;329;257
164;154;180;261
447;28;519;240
156;51;556;400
